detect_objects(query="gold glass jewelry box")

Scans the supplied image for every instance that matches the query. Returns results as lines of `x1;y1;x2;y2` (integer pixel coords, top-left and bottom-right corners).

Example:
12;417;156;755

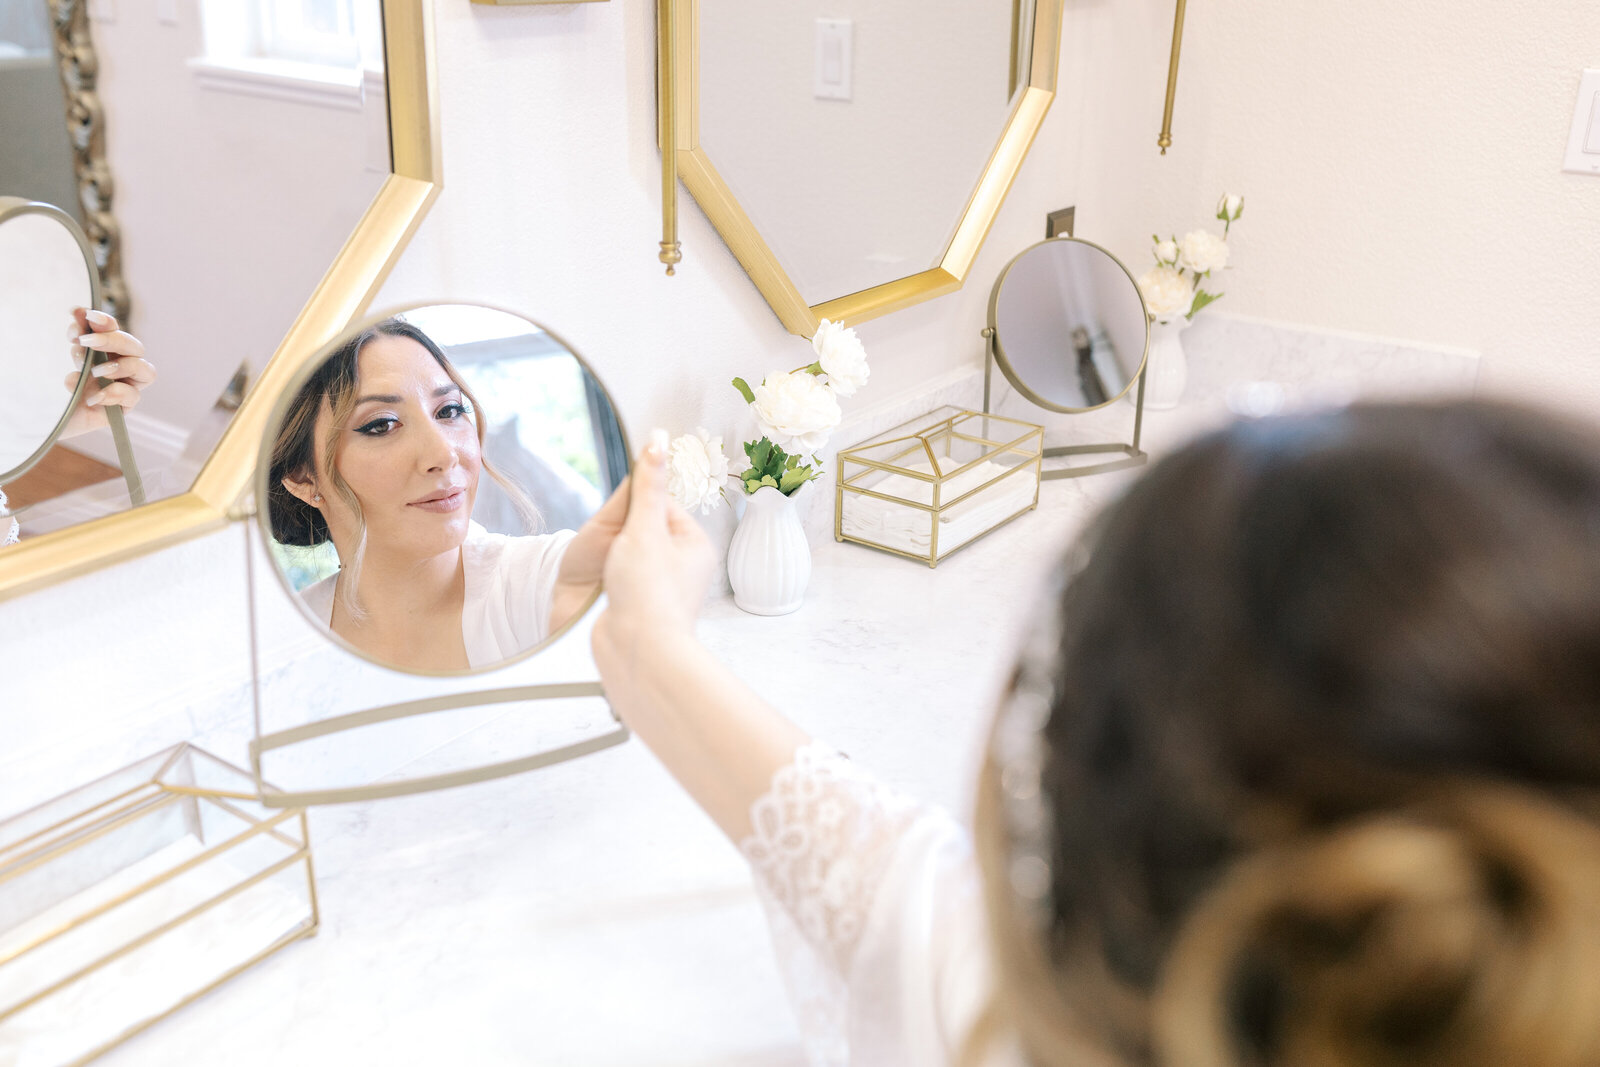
0;744;318;1065
835;406;1044;567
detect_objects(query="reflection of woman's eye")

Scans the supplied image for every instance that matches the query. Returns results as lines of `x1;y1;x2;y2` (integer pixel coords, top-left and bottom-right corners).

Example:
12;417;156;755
355;416;398;437
438;401;472;420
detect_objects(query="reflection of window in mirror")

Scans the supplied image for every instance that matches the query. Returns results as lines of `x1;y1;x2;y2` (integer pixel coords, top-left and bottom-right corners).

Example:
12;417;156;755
197;0;384;86
0;0;395;535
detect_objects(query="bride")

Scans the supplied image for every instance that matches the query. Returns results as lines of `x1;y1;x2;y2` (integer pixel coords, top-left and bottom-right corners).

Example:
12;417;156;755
267;318;623;670
594;400;1600;1067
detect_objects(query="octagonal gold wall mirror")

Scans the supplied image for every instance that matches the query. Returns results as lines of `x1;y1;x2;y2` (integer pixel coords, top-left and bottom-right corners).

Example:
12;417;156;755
0;0;440;602
656;0;1063;335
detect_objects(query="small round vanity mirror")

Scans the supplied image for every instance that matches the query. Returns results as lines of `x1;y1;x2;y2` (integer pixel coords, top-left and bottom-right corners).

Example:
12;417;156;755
988;237;1149;413
0;197;100;483
257;302;629;676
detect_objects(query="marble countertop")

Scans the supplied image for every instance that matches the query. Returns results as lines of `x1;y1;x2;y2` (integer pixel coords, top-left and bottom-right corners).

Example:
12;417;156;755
86;481;1114;1067
19;312;1477;1065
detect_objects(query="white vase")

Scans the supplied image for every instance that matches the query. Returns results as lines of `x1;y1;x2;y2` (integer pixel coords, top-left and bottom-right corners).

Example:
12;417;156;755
727;485;811;616
1142;316;1190;410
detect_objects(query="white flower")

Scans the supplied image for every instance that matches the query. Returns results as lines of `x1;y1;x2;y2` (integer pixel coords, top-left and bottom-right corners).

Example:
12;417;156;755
810;318;870;397
1136;265;1195;320
751;370;841;454
1178;229;1230;274
1153;238;1180;266
1217;192;1244;221
665;428;730;515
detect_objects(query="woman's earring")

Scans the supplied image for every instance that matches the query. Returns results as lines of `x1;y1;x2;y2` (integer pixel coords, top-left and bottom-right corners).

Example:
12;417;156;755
312;493;323;505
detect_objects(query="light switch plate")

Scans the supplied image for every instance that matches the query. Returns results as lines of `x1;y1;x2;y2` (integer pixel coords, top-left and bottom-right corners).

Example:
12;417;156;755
1562;68;1600;176
814;18;853;101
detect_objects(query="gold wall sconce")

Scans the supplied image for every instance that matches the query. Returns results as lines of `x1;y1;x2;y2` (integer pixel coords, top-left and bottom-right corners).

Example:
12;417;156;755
1159;0;1189;154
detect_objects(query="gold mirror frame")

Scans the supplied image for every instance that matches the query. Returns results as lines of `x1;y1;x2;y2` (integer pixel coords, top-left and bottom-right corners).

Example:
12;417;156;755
0;0;441;603
658;0;1063;336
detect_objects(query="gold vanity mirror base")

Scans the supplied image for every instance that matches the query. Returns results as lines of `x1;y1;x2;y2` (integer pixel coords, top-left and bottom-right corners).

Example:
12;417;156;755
982;336;1150;481
249;684;629;808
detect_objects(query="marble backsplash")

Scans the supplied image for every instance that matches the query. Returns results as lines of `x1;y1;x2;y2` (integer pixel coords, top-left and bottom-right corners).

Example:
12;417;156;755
805;311;1480;545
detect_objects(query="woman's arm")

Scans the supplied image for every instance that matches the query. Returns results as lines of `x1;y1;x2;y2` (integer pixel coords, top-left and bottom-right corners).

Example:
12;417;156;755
591;440;810;841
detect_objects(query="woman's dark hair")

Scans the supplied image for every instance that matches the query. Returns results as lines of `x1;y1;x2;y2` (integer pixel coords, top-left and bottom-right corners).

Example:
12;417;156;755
975;400;1600;1066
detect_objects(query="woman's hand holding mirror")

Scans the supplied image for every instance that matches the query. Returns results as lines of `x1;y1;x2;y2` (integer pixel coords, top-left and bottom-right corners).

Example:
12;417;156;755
61;309;156;437
548;476;631;635
592;438;716;680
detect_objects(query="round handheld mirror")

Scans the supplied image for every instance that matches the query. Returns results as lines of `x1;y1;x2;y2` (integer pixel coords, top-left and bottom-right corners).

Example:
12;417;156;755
250;303;632;806
0;197;100;483
988;237;1149;413
258;302;630;675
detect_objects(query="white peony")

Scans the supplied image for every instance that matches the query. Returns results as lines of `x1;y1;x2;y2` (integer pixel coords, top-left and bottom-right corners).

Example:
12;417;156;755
810;318;870;397
1217;192;1244;221
1137;265;1195;321
1154;238;1180;266
1178;229;1230;274
751;369;842;454
665;427;730;515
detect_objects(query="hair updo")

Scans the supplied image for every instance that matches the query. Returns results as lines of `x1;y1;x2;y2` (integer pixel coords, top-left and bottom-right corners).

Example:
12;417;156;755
973;401;1600;1067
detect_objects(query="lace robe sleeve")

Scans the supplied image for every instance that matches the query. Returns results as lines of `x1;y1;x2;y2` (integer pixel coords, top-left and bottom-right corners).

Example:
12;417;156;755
1;488;18;546
739;742;1003;1067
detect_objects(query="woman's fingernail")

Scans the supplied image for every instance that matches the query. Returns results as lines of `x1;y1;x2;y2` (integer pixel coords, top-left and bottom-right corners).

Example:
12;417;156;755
87;394;102;406
95;361;119;378
85;310;113;326
78;334;106;348
648;428;669;457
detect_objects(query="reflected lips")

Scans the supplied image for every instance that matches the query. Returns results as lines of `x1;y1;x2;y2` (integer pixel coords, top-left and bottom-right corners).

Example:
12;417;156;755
409;488;466;513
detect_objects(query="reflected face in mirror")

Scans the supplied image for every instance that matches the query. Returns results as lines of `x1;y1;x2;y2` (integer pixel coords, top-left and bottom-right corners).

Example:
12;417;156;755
280;328;485;567
265;308;629;675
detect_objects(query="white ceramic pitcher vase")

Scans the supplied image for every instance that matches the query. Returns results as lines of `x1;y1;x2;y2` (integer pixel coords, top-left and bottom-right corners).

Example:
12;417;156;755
727;485;810;616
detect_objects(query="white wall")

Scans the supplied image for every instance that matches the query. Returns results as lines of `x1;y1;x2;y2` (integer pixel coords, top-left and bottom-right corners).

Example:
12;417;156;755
92;0;387;460
1066;0;1600;410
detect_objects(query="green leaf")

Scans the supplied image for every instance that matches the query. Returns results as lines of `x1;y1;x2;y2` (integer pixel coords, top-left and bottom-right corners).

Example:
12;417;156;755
749;438;773;473
731;377;756;405
779;465;813;494
1187;289;1223;319
759;474;779;490
1152;233;1161;245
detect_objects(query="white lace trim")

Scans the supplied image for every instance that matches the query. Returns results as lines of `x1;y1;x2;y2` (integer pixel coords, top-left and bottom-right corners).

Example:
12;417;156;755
740;742;923;1066
1;487;17;546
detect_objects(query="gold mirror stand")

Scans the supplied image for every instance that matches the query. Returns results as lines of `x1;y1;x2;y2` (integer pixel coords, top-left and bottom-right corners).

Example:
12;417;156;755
980;327;1148;480
1158;0;1189;154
